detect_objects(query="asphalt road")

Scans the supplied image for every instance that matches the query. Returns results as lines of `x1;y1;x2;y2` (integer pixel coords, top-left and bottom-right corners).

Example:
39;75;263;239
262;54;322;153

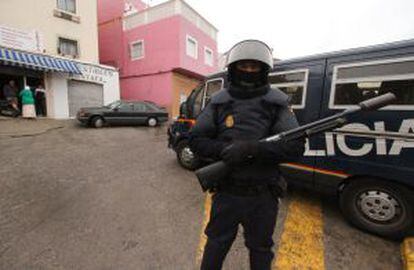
0;120;402;269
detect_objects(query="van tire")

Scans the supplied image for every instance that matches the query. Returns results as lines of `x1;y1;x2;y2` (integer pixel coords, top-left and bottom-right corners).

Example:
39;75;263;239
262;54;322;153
340;178;414;240
176;140;199;170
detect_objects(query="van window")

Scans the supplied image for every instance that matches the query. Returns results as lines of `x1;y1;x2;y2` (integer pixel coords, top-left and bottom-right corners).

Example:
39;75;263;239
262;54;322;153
192;84;204;117
332;59;414;109
204;79;224;106
337;61;414;79
269;70;308;108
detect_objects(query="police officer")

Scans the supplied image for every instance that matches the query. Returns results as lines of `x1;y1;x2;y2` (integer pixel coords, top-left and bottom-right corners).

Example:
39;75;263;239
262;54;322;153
189;40;305;270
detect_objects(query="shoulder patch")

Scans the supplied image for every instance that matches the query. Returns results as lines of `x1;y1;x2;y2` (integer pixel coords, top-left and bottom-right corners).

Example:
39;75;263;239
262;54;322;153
261;87;289;107
225;114;235;128
210;89;233;105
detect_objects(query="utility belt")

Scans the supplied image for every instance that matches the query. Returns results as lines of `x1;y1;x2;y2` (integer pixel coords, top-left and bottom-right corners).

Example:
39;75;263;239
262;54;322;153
218;177;287;198
219;183;269;197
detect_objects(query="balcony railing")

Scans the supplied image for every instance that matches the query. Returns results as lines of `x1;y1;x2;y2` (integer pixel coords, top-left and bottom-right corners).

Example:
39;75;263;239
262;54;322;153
123;0;217;41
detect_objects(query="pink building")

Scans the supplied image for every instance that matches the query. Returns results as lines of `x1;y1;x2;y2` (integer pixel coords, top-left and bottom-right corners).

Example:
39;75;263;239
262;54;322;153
98;0;218;117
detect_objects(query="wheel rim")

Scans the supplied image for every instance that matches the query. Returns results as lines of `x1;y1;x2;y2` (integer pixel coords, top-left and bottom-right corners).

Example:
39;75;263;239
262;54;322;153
180;146;194;167
148;118;157;126
95;118;103;128
357;190;402;223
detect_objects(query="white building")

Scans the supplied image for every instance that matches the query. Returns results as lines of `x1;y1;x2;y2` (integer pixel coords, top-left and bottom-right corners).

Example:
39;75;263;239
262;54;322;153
0;0;120;118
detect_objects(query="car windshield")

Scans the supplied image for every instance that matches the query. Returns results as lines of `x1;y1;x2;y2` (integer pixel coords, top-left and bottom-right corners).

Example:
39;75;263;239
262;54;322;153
106;100;122;109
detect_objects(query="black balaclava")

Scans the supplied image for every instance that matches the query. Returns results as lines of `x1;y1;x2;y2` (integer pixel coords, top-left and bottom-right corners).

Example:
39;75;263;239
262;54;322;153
228;61;270;99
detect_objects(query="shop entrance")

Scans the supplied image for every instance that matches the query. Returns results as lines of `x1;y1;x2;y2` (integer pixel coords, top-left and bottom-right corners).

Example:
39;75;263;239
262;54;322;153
0;75;24;100
27;76;47;116
26;77;43;89
0;65;45;116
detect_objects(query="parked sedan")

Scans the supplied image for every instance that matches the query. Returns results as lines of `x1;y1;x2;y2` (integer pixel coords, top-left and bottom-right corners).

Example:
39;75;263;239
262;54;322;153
77;100;169;128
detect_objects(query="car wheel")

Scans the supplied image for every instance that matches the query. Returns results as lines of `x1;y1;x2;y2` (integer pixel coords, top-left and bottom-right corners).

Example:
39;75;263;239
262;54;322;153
340;177;414;239
176;140;200;170
147;117;158;127
91;116;104;128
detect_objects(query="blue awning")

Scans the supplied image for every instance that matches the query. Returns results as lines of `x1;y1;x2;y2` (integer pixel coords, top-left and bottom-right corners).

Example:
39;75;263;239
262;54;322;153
0;47;82;75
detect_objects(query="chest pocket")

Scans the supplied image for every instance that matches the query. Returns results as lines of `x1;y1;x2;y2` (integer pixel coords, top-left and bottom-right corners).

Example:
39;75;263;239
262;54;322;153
213;101;278;140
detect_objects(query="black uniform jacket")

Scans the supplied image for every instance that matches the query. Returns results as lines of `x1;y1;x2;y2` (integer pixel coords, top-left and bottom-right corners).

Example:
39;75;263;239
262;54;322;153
189;86;305;186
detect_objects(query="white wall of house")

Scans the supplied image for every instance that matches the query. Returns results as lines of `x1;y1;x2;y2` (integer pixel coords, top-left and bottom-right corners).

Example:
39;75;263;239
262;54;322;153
0;0;99;63
46;72;69;119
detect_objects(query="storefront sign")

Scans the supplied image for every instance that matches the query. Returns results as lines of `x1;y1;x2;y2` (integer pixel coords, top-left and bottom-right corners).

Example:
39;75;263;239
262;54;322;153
73;64;115;84
0;25;44;52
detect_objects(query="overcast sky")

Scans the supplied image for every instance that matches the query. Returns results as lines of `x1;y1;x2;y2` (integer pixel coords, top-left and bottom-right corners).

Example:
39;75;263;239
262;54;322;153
148;0;414;59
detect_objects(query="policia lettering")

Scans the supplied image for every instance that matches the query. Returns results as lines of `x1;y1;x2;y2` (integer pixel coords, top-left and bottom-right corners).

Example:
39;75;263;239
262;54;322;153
306;119;414;157
189;40;305;270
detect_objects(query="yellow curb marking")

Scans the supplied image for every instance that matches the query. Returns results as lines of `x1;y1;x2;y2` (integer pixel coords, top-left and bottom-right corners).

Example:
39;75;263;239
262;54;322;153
274;193;325;270
402;237;414;270
196;192;213;264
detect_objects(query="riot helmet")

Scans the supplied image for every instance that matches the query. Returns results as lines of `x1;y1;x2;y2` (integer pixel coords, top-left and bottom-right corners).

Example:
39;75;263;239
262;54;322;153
226;40;273;91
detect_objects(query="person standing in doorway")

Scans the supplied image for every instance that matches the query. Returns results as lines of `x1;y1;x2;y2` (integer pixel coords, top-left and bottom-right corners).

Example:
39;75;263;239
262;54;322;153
35;84;47;117
3;80;19;111
20;86;36;119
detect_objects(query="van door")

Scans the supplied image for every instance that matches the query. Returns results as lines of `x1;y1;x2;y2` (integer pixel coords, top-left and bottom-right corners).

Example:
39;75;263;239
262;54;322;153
188;78;225;119
315;56;414;193
202;78;224;109
270;60;327;189
189;83;205;119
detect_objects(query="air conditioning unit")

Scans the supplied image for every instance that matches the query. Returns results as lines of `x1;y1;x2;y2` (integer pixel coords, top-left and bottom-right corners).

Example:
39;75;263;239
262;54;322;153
53;9;80;23
61;12;73;21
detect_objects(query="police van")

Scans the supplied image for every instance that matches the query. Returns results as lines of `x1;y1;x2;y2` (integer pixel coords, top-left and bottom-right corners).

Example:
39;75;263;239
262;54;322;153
168;39;414;238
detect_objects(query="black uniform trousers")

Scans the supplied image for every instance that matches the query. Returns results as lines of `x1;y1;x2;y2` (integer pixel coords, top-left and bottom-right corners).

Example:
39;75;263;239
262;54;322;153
201;189;278;270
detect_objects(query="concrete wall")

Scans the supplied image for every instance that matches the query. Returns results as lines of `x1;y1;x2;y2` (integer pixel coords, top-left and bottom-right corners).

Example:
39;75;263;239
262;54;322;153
0;0;99;63
179;16;218;75
122;16;181;77
99;19;124;69
98;0;147;23
121;71;201;117
171;72;200;118
121;15;217;77
46;73;69;119
98;0;149;69
101;72;121;106
97;0;124;69
120;15;216;104
128;0;148;12
98;0;124;23
121;72;172;108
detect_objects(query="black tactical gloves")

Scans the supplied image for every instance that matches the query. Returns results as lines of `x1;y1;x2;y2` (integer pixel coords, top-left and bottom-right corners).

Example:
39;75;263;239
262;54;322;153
220;141;260;167
220;138;304;167
256;138;304;164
